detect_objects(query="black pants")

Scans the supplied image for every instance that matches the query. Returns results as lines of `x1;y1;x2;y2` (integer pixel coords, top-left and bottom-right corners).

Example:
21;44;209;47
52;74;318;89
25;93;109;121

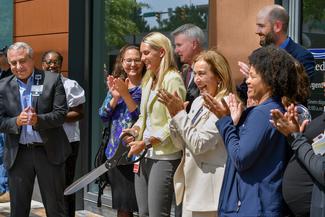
8;145;65;217
64;141;80;217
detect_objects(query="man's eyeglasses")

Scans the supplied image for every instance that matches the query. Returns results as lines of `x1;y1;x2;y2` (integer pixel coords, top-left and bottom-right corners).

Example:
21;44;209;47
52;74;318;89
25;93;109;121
123;58;142;65
43;60;61;66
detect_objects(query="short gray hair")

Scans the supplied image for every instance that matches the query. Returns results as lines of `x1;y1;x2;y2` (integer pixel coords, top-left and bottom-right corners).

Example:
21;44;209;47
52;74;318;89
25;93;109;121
171;24;205;47
8;42;34;58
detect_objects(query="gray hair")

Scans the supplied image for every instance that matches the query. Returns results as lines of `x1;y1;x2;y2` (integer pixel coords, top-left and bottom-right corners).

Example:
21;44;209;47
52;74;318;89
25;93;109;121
8;42;34;58
171;24;205;47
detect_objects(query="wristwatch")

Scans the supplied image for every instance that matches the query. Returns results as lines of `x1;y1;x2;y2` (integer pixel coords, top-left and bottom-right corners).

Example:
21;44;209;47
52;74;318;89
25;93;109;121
143;138;152;149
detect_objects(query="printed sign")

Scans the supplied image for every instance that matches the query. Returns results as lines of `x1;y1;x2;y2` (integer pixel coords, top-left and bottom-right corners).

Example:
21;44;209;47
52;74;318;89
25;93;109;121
308;48;325;118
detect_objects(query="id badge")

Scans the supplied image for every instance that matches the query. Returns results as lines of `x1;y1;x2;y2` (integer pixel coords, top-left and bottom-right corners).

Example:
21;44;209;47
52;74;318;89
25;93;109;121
312;133;325;155
31;85;44;96
133;161;140;173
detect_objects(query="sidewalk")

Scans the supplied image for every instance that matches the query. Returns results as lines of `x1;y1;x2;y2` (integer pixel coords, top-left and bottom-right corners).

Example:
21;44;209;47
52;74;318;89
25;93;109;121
0;200;45;217
0;201;105;217
0;178;111;217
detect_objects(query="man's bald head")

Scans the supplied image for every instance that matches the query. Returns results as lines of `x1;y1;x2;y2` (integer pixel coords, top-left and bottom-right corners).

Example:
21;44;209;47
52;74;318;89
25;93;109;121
258;5;289;33
256;5;289;46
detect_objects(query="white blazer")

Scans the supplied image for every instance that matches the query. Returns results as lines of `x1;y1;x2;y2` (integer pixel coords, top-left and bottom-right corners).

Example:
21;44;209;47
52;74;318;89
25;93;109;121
170;96;227;212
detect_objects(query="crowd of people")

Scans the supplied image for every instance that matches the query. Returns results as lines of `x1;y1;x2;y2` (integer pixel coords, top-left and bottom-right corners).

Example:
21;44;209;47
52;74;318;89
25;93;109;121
0;3;323;217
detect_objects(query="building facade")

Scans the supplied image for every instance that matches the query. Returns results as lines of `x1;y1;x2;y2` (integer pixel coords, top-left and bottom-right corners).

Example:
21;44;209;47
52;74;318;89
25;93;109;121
0;0;324;214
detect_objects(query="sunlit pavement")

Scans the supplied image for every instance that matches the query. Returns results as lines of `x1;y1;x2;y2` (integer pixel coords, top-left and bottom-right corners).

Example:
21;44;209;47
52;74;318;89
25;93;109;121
0;201;106;217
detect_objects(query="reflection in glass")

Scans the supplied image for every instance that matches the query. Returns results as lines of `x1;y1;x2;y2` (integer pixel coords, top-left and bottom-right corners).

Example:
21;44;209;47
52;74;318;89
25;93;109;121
302;0;325;118
92;0;209;199
103;0;209;74
302;0;325;48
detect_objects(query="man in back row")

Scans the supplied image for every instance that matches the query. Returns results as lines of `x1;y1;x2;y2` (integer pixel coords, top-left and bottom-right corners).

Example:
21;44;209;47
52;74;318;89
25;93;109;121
42;50;85;217
0;46;12;203
237;4;315;103
171;24;204;112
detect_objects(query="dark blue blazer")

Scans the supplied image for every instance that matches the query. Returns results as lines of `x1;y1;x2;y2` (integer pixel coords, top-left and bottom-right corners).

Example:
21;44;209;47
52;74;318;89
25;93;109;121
284;37;315;79
216;97;287;217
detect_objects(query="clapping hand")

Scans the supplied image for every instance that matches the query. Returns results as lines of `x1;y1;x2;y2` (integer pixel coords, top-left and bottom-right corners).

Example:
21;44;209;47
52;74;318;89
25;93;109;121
202;93;230;118
114;78;129;98
157;89;188;117
270;104;308;136
227;93;244;125
238;61;249;78
106;75;120;99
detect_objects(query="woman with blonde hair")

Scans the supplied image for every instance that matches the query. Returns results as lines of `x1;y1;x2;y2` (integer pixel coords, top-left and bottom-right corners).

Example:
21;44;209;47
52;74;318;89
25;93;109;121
123;32;186;217
157;49;234;217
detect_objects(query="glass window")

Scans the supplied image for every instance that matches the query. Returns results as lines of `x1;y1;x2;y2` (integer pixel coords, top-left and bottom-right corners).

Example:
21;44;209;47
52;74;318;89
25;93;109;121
89;0;209;206
302;0;325;117
103;0;209;72
0;0;13;47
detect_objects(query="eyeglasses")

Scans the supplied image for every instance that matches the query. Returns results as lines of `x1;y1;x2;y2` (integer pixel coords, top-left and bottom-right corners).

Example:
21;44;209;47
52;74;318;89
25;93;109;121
123;58;142;65
43;60;61;66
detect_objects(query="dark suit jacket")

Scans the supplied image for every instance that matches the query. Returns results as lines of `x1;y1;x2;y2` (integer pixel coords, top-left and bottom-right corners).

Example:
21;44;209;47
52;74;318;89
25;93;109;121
288;113;325;217
0;69;71;169
181;64;200;112
0;68;12;80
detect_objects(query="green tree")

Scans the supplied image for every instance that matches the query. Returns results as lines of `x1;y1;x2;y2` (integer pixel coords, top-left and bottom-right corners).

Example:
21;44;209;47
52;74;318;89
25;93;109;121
303;0;325;31
104;0;149;48
155;5;208;32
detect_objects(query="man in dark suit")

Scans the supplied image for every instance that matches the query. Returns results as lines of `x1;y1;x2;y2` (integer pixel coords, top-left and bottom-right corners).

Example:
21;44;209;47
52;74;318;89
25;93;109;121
171;24;204;112
0;46;12;203
0;46;12;79
0;42;70;217
237;4;315;103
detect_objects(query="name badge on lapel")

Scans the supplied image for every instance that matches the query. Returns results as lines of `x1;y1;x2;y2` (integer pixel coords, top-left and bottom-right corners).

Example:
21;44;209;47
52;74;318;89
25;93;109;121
31;85;43;96
32;73;44;96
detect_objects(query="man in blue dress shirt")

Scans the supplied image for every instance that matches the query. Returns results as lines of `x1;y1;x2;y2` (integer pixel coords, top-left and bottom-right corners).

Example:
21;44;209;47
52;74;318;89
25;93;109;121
0;42;70;217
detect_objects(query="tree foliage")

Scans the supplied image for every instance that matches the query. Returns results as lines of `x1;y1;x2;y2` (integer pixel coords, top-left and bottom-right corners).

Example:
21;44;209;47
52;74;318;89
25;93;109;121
303;0;325;21
155;5;208;32
303;0;325;30
104;0;149;48
104;1;208;47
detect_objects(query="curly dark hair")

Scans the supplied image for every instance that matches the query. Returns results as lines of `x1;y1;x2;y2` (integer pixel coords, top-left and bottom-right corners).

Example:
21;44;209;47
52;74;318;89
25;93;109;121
284;61;310;105
248;45;298;99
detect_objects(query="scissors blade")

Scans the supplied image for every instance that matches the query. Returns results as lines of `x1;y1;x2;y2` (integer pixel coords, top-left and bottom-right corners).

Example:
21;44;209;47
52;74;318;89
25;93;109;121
64;162;109;195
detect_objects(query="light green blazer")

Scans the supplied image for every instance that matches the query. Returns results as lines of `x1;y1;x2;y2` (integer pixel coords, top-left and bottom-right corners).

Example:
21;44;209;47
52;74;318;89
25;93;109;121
134;69;186;156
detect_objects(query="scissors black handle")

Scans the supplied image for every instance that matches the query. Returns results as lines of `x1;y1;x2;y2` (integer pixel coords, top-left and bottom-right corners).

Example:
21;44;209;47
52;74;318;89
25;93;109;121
114;132;147;166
